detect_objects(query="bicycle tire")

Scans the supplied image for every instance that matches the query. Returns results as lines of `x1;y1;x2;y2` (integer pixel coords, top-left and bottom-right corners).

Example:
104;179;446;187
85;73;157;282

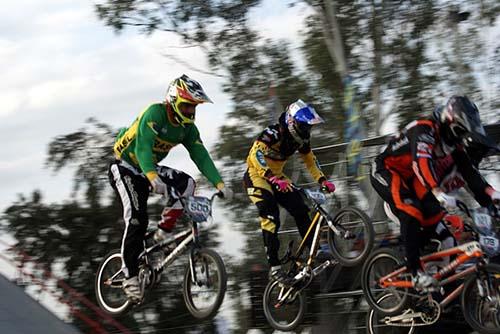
182;248;227;319
327;206;374;267
362;248;410;315
461;263;500;334
262;279;306;331
95;249;132;316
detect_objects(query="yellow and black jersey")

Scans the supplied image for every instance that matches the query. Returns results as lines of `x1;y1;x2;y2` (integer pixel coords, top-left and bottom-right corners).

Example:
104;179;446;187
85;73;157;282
246;123;326;182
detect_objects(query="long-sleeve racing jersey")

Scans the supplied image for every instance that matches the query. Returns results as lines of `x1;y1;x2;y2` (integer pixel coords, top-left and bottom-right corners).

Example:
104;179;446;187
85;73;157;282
246;123;326;183
378;118;492;206
113;103;223;187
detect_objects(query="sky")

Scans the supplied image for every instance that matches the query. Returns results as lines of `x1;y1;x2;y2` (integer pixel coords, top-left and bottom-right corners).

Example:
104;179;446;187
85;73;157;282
0;1;313;214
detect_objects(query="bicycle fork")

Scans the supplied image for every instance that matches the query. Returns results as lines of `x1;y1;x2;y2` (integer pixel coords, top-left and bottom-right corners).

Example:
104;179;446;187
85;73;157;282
325;215;355;240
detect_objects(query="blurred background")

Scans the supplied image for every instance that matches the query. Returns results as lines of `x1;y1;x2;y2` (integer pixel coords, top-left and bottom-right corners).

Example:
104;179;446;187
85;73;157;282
0;0;499;333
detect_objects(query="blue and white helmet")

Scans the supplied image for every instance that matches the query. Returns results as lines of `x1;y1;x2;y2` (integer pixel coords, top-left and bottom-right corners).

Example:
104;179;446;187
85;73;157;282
285;99;324;144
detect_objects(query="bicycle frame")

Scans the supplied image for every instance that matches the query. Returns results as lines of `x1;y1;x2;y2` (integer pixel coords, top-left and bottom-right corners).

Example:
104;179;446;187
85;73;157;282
294;211;324;267
379;241;485;308
291;190;345;268
138;191;220;281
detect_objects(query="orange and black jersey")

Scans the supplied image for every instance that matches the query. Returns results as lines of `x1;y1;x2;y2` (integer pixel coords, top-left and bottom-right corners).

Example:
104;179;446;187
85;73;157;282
246;123;326;182
377;118;491;202
377;119;441;189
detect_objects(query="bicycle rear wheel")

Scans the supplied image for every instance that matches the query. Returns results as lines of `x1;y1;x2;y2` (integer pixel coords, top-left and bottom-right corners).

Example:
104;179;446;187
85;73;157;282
362;248;410;315
183;248;227;319
262;279;306;331
461;263;500;334
327;206;374;267
95;249;131;316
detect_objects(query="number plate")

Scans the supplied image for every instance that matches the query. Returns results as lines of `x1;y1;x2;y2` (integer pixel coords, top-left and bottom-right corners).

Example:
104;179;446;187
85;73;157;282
305;189;326;205
185;196;211;223
473;212;493;235
479;235;500;256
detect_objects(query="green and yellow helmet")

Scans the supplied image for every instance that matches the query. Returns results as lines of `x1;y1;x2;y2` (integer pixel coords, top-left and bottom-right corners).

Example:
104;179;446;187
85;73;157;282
166;74;212;125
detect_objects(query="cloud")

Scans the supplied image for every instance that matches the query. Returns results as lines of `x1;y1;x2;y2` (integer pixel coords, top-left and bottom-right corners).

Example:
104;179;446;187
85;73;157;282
248;2;314;42
0;0;314;212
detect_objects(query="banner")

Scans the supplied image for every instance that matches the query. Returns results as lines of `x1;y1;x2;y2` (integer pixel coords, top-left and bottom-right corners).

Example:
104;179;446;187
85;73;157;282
343;75;365;180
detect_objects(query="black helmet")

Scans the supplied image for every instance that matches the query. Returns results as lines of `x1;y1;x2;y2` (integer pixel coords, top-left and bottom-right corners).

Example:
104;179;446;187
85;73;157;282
433;95;486;144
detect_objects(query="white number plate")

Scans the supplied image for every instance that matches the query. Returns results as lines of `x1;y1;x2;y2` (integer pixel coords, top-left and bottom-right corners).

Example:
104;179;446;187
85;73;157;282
305;190;326;205
473;212;493;234
185;196;211;222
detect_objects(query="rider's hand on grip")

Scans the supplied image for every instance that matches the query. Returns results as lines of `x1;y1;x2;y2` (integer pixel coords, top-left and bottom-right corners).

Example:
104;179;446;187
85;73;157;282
218;187;233;200
320;180;336;193
151;176;167;195
269;176;292;192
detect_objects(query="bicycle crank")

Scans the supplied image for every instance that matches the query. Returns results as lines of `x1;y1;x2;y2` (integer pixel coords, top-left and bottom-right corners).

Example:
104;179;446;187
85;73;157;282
382;299;441;327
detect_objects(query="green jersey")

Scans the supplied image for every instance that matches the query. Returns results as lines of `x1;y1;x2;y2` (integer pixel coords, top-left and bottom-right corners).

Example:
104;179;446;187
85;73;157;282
113;103;223;187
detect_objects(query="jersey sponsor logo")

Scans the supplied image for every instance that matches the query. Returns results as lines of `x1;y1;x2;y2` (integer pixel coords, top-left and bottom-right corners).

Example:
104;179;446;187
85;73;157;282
391;136;409;151
153;138;176;152
247;188;262;197
115;134;133;154
256;150;267;167
261;128;279;143
417;133;435;144
417;142;432;156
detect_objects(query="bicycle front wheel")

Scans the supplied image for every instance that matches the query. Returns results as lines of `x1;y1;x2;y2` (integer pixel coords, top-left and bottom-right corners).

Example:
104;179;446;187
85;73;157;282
95;249;131;316
327;206;374;267
262;279;306;331
183;248;227;319
461;263;500;334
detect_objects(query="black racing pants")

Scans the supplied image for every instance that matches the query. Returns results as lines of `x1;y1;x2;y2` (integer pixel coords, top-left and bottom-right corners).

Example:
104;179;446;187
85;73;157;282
370;160;451;274
243;170;312;267
108;161;195;277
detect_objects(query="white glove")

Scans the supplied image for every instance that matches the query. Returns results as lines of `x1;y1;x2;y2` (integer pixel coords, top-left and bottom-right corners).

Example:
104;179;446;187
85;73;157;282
220;186;234;200
150;176;167;195
434;191;457;209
